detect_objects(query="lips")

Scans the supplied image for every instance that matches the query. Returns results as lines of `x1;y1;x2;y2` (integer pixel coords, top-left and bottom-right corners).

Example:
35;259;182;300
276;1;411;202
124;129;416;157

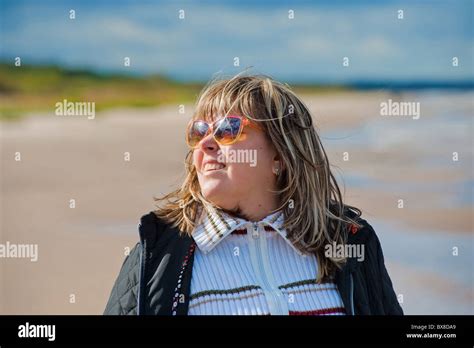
202;160;226;172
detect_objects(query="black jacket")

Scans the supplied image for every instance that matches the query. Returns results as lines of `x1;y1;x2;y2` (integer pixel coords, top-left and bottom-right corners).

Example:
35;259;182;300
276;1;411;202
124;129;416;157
103;211;403;315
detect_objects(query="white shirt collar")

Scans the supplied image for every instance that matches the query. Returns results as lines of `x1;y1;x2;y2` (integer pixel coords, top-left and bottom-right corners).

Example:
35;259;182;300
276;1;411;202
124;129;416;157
192;205;305;256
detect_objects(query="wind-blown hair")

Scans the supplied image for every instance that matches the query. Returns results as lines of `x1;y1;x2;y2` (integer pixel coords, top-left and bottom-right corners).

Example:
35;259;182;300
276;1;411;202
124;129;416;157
154;72;362;281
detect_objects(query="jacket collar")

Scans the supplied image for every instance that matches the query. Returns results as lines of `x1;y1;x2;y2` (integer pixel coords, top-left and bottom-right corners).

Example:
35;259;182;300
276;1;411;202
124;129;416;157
191;205;305;256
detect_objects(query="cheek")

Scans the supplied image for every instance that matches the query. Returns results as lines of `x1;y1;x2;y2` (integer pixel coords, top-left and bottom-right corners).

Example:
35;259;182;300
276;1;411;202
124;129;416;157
256;147;275;179
193;150;203;170
227;163;257;181
226;141;274;184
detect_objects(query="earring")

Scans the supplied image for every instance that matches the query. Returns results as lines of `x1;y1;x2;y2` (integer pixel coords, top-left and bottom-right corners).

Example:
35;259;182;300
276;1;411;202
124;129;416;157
273;166;280;176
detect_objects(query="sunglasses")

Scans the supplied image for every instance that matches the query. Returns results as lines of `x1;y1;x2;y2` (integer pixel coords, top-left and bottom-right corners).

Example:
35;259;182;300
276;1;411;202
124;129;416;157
186;115;261;148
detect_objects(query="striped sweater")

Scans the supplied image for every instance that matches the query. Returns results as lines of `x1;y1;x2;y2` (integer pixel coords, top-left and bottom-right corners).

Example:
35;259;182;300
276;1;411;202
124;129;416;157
188;206;346;315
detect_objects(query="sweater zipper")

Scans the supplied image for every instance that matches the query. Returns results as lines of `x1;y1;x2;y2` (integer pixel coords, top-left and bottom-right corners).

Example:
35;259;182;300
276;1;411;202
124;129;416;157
248;222;289;315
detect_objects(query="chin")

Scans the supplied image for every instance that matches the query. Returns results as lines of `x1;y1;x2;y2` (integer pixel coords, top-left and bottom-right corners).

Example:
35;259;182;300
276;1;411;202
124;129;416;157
201;187;234;208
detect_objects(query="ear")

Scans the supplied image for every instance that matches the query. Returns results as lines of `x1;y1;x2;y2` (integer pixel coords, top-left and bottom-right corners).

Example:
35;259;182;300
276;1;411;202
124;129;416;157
272;154;285;174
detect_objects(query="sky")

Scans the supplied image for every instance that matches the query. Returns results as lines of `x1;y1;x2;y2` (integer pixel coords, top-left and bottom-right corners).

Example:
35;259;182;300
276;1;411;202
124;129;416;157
1;0;473;83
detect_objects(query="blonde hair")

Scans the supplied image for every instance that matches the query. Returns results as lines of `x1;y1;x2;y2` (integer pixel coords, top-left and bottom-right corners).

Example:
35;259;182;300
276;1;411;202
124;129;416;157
154;72;362;281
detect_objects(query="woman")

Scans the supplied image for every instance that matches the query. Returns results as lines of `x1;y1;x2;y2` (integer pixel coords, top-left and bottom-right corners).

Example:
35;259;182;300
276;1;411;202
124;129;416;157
104;74;403;315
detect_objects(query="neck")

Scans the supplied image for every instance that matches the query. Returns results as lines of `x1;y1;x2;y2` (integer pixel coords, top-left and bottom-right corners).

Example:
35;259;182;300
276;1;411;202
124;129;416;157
223;194;280;222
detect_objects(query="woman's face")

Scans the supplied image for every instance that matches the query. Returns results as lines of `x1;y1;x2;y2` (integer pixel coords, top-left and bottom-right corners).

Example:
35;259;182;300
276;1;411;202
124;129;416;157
192;116;278;213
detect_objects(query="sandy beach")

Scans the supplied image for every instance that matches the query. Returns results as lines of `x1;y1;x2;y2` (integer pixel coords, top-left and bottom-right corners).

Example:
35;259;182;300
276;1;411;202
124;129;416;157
0;91;472;314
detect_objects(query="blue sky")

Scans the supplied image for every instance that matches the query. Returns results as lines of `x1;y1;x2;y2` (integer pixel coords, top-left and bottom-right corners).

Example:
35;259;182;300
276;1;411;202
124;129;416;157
1;0;473;82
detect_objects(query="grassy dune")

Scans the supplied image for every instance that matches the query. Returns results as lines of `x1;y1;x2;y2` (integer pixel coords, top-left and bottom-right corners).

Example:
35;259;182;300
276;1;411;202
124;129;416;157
0;63;348;120
0;63;204;120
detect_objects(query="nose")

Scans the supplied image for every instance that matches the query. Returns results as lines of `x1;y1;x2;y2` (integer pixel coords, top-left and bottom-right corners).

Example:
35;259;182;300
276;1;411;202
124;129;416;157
198;132;219;153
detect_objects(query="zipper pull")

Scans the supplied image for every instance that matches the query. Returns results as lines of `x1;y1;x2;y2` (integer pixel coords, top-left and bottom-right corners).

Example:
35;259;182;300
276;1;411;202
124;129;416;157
252;222;259;239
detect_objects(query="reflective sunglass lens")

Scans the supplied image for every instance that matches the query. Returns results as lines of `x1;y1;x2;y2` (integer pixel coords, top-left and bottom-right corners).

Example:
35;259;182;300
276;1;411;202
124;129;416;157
214;117;241;145
188;121;209;146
